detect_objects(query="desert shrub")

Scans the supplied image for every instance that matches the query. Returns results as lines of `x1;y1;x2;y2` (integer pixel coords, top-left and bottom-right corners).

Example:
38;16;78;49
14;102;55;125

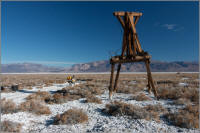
1;120;22;132
158;87;199;103
53;108;88;125
144;104;168;114
184;88;199;103
89;87;104;95
85;95;102;104
129;93;152;101
116;81;144;94
19;100;51;115
103;101;158;120
1;98;18;114
45;93;81;104
46;84;104;104
164;104;199;128
158;88;179;100
26;91;51;101
172;98;191;105
27;86;33;90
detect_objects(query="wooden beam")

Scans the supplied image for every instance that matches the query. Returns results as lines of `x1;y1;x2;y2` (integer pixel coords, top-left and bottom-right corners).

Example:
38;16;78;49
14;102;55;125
128;31;134;55
132;33;138;54
145;59;158;99
134;16;140;25
109;63;115;99
113;12;142;17
116;16;125;29
128;15;137;33
113;64;121;92
121;31;127;56
110;55;151;64
135;34;143;53
124;15;129;56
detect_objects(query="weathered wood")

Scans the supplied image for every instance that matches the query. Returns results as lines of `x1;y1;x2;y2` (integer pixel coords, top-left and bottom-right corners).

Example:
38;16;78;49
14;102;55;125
145;59;158;99
134;16;140;25
109;11;158;100
132;33;138;54
125;15;130;56
109;63;115;99
113;12;142;16
111;55;151;61
128;15;137;34
128;32;134;56
113;64;121;92
135;34;143;53
116;16;125;29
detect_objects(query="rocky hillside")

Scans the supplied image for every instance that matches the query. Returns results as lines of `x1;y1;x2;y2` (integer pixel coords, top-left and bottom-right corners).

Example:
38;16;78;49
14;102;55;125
2;60;198;73
1;63;66;73
68;60;198;72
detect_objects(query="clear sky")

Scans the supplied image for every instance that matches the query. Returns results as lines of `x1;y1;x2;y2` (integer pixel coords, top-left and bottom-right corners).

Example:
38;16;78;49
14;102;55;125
1;1;199;67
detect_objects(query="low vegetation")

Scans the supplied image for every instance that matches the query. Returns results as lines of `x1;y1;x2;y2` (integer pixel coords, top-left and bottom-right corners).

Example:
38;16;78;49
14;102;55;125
129;93;152;101
26;91;51;101
1;120;22;132
164;104;199;128
45;83;104;104
158;87;199;104
1;98;18;114
53;108;88;125
103;101;160;121
144;104;168;115
85;95;102;104
172;98;191;105
19;100;51;115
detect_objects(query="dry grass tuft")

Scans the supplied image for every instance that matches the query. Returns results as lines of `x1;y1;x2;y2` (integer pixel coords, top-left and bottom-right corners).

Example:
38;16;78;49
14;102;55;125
53;108;88;125
172;98;191;105
103;101;158;120
26;91;51;101
144;104;168;114
164;104;199;129
19;100;51;115
158;87;199;104
1;98;18;114
1;120;22;132
46;83;104;104
129;93;152;101
85;95;102;104
45;91;82;104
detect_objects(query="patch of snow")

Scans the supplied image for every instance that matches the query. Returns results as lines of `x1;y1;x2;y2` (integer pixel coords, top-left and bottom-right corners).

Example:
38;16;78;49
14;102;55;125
179;83;188;87
1;82;199;133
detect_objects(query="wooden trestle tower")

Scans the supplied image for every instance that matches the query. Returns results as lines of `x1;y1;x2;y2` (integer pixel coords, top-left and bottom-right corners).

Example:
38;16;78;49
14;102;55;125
109;11;158;99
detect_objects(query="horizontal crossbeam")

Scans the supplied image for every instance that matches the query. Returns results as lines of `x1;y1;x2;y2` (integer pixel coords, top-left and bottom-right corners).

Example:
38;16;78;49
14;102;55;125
113;12;143;17
110;55;151;64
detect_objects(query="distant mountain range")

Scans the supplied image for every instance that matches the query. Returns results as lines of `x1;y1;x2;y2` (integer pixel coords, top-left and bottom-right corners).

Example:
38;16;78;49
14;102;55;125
1;60;199;73
1;63;67;73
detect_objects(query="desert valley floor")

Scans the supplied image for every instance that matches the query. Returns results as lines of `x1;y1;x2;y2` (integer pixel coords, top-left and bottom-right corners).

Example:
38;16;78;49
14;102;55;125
1;73;199;133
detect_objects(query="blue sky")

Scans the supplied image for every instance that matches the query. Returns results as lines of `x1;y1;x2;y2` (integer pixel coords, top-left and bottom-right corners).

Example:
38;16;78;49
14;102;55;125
1;1;199;67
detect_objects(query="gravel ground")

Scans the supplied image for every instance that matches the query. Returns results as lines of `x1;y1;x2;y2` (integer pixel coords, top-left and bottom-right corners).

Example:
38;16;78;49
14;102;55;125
1;82;199;133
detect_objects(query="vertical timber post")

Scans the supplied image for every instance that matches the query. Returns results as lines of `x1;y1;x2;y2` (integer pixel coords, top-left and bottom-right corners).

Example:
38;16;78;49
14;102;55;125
113;63;121;92
145;59;158;99
109;63;115;99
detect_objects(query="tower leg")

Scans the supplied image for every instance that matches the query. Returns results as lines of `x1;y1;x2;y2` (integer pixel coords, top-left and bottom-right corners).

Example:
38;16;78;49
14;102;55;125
113;64;121;92
145;59;159;99
109;63;115;100
146;78;151;93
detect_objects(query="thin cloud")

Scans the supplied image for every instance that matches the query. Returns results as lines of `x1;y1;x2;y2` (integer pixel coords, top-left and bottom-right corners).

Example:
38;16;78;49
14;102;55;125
155;22;184;32
162;24;177;30
173;27;184;32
